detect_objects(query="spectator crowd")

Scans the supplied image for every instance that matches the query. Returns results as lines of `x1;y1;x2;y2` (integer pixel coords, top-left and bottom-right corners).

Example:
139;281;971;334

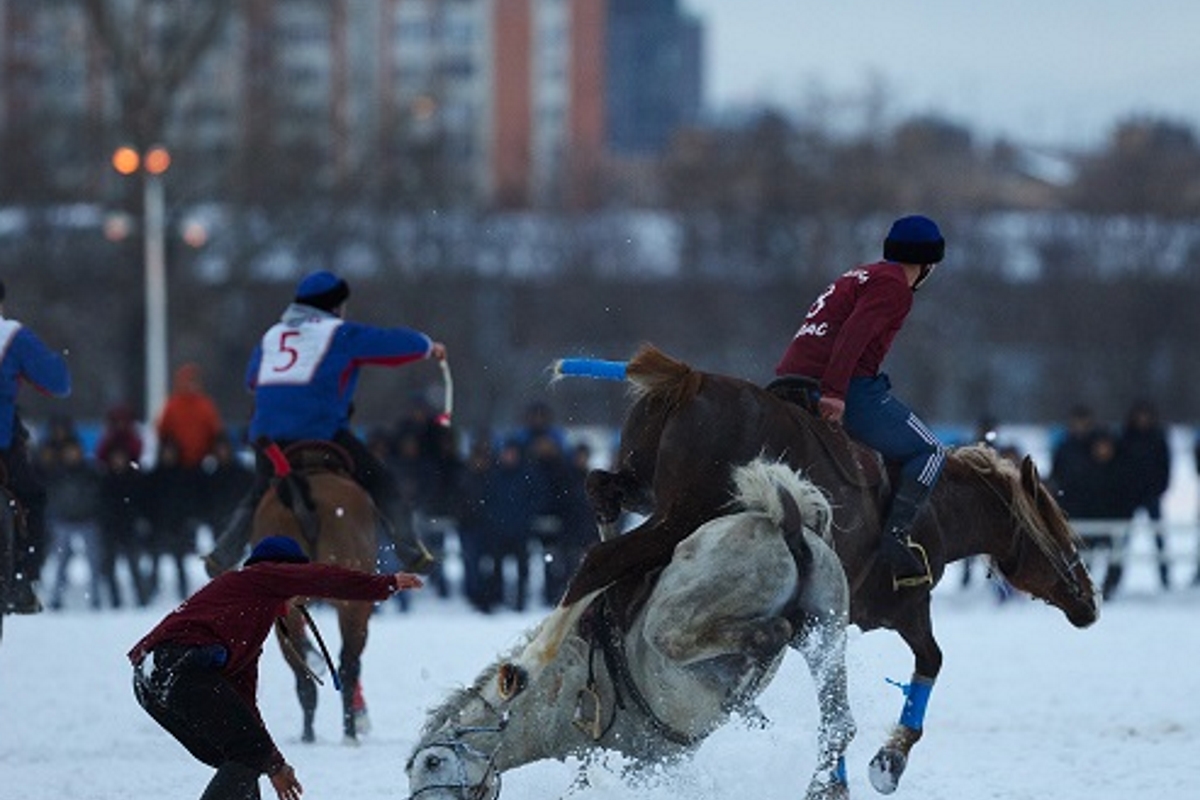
1047;399;1190;600
34;373;598;615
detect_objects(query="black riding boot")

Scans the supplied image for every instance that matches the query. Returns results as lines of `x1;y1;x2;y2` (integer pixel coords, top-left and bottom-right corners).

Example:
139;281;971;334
10;513;45;614
379;510;435;575
204;499;258;578
205;452;275;577
879;476;932;584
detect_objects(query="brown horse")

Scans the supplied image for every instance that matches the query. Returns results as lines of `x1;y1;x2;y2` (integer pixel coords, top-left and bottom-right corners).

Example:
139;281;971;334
551;344;1099;794
250;444;390;744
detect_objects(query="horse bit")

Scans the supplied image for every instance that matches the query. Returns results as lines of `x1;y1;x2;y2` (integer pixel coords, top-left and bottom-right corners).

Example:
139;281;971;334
405;687;508;800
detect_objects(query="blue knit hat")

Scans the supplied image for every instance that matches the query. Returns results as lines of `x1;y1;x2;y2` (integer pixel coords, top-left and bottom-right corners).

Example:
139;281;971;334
245;536;310;566
294;270;349;312
883;215;945;265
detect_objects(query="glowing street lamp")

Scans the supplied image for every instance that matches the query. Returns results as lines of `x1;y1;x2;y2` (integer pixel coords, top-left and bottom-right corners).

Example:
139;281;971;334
112;144;171;426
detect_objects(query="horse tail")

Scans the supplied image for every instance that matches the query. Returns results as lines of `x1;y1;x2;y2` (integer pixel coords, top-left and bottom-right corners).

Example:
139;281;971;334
551;343;703;411
730;457;833;545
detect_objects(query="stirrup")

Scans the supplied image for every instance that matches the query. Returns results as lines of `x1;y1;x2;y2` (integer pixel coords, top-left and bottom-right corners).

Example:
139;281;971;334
572;685;604;740
891;539;933;590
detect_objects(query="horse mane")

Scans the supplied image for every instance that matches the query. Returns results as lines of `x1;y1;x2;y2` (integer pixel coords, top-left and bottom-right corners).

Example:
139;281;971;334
625;344;704;410
417;635;532;738
944;444;1074;560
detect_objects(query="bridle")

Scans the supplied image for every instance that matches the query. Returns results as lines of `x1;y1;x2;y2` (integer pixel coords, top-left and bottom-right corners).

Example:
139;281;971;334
993;520;1089;605
979;475;1091;605
405;687;508;800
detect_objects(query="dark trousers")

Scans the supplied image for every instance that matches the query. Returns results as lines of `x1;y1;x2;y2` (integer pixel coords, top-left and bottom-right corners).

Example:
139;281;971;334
843;373;946;491
1;443;48;581
133;645;272;799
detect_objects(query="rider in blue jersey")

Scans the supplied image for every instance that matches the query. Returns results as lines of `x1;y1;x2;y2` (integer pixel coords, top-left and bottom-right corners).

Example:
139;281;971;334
0;279;71;613
204;271;446;575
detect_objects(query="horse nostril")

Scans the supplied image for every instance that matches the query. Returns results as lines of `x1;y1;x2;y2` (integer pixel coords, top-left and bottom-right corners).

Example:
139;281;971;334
424;754;442;771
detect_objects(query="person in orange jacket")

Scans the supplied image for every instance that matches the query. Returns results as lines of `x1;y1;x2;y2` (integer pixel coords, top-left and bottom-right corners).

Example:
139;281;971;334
157;362;224;469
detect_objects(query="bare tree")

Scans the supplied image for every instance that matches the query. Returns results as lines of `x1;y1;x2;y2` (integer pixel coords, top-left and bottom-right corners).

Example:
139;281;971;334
81;0;233;150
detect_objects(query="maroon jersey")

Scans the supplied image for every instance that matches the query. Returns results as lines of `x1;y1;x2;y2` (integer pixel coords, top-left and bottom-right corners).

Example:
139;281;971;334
775;261;913;400
129;561;396;711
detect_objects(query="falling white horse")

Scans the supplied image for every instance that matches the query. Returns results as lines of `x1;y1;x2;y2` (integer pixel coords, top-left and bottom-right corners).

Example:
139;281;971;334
406;457;855;800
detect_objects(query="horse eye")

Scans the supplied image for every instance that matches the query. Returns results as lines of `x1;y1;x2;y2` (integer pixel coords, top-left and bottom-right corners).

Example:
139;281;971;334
424;754;443;771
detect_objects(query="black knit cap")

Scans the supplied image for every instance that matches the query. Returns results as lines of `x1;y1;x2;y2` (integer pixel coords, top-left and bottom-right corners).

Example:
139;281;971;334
294;270;350;312
883;215;945;265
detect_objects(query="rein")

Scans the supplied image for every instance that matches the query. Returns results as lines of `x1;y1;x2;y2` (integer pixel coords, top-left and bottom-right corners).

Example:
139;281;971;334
274;604;341;691
405;686;507;800
588;592;701;748
973;471;1088;603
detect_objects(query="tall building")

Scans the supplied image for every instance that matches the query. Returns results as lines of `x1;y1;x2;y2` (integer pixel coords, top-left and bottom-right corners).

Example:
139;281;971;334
605;0;701;156
0;0;702;209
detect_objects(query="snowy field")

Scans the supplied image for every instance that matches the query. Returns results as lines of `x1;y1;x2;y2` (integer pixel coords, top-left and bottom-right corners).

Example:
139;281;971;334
2;548;1199;800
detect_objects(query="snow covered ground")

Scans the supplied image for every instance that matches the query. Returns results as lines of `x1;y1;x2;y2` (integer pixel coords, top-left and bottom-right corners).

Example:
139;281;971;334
2;549;1199;800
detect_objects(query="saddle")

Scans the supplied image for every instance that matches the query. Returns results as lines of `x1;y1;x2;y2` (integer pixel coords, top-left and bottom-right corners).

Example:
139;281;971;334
766;376;884;490
258;439;356;551
281;440;356;477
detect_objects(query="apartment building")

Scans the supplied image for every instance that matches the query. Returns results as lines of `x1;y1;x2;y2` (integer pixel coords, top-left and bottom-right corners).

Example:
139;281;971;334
0;0;701;209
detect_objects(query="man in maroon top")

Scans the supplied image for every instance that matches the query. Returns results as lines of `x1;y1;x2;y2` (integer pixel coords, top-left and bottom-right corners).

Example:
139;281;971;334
776;215;947;585
130;536;423;800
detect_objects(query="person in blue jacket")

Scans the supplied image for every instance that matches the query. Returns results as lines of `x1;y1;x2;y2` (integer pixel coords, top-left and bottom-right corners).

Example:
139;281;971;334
204;271;446;575
0;279;72;613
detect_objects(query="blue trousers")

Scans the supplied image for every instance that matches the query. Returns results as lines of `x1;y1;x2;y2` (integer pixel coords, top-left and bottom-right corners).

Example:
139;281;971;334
842;374;945;490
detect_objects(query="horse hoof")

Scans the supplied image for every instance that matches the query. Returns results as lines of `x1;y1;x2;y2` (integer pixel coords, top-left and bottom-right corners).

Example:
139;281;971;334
868;747;907;794
301;729;315;744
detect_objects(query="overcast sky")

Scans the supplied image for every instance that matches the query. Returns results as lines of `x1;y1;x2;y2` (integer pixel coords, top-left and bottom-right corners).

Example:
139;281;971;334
681;0;1200;147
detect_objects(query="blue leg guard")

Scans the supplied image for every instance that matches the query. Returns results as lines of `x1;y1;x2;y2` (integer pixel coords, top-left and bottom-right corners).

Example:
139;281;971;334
830;755;848;786
899;674;935;730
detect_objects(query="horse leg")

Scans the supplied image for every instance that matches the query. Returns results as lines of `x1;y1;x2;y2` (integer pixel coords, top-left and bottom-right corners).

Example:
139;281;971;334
337;602;371;744
277;611;319;743
643;515;798;668
868;604;942;795
789;537;854;800
584;469;647;541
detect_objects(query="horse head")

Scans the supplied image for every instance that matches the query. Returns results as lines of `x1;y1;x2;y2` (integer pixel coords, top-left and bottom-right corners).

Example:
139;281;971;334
404;661;524;800
987;453;1099;628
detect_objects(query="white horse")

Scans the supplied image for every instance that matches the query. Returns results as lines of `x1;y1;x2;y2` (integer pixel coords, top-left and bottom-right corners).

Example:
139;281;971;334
406;458;855;800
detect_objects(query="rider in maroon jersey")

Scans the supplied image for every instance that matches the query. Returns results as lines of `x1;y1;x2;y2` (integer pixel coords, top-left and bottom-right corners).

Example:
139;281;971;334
777;215;947;585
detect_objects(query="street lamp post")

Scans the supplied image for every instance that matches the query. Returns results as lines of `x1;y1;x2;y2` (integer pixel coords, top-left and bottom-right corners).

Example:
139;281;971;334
112;145;171;426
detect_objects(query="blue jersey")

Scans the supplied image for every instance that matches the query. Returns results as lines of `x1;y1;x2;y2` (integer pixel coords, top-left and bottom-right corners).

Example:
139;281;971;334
0;316;71;449
246;304;432;441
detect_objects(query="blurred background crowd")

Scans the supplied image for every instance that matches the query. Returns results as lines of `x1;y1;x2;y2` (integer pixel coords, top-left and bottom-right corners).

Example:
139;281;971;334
33;362;600;616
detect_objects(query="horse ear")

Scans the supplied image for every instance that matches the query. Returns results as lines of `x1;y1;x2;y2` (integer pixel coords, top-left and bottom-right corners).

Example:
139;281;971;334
1020;455;1040;496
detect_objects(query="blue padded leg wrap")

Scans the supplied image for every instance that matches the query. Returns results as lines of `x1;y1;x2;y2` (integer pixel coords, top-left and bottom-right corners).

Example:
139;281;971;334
899;675;935;730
